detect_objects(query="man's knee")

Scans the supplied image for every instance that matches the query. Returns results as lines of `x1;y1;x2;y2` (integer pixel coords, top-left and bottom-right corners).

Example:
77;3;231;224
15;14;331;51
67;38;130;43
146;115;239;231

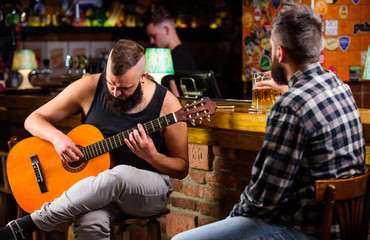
73;210;111;239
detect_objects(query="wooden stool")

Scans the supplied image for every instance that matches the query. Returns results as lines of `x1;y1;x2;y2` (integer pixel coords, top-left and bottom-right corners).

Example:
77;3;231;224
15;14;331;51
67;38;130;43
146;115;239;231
67;208;170;240
111;208;170;240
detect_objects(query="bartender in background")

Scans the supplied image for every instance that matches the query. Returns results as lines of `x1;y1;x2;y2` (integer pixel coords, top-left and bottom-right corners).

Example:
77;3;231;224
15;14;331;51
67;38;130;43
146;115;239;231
145;7;196;96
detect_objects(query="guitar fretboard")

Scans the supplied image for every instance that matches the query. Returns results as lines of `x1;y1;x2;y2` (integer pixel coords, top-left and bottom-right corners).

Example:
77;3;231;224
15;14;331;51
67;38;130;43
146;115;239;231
80;112;177;161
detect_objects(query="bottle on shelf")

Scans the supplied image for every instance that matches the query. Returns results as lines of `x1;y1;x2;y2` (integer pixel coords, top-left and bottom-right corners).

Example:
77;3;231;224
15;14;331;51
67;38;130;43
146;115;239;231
28;0;46;27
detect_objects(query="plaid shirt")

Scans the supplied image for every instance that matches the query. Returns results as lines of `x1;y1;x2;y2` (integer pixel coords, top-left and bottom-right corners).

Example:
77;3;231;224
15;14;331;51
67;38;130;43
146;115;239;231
230;62;365;239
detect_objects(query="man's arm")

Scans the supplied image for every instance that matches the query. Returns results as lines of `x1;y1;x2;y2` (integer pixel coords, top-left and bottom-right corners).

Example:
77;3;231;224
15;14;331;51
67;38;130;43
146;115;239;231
125;91;188;179
255;71;289;94
24;75;98;162
255;79;289;94
230;107;305;217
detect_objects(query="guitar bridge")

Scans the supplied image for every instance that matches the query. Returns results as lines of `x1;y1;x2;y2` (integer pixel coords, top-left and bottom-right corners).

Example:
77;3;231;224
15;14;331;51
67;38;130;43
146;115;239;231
31;155;48;193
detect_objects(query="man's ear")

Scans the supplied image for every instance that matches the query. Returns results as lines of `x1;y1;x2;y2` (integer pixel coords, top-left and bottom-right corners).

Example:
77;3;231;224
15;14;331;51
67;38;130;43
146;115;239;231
163;25;170;35
277;46;286;63
142;71;148;81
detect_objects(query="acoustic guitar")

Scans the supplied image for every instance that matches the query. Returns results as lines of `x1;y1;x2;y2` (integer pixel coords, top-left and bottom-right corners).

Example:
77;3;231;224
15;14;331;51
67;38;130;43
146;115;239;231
7;99;216;213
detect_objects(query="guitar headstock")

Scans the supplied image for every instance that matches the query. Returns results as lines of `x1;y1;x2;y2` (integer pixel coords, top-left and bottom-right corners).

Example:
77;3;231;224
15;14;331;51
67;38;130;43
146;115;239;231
175;99;217;125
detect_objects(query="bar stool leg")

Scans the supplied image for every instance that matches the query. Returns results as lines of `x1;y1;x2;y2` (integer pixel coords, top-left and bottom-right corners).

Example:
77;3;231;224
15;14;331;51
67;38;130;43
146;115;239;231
122;226;130;240
147;219;160;240
111;224;130;240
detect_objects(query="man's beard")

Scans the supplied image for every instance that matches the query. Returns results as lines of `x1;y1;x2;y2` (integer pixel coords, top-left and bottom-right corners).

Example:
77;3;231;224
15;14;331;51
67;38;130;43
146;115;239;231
103;80;143;115
271;55;288;86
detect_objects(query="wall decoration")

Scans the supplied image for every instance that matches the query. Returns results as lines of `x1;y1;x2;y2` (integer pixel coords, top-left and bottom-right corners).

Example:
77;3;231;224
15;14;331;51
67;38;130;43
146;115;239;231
315;0;328;15
272;0;281;10
242;12;254;28
244;66;252;81
363;46;370;79
261;38;271;50
242;0;369;99
326;20;338;36
361;50;367;66
328;66;338;75
283;0;294;6
254;8;261;21
325;0;337;4
47;41;67;78
338;36;350;52
325;38;339;51
353;21;370;35
69;42;90;59
339;5;348;19
349;66;361;81
260;55;271;71
244;40;261;66
319;52;326;66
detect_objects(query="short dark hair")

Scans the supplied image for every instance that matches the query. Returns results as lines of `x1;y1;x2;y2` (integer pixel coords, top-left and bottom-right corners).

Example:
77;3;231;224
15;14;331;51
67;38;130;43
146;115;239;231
146;8;175;26
272;4;323;64
110;39;145;76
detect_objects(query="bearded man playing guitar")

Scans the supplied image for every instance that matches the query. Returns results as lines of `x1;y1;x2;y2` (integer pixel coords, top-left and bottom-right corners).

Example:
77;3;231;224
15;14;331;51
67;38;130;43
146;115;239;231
0;39;190;240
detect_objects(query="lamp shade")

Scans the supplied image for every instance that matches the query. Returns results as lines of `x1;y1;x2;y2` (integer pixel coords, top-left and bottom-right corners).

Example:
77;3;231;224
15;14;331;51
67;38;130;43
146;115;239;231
12;49;38;71
12;49;38;89
145;48;174;84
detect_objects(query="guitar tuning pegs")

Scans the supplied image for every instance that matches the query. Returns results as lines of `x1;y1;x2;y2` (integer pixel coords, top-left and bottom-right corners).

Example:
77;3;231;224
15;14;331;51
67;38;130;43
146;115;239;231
207;115;211;121
185;103;190;111
190;119;196;126
199;117;203;124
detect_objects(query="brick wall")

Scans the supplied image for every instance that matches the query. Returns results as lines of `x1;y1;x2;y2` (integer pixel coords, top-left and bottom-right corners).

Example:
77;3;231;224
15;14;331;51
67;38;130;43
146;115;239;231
99;141;258;240
163;143;258;239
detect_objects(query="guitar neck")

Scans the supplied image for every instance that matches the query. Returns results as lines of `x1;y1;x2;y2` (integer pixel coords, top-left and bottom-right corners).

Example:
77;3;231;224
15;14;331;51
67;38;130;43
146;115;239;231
81;112;177;160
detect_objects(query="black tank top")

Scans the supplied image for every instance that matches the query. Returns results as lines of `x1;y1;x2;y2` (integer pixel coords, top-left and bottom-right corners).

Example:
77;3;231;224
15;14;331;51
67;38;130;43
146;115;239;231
82;72;168;172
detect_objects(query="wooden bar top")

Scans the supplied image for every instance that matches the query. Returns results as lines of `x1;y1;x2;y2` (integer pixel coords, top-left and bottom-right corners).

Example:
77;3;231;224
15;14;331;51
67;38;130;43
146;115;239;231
180;98;370;133
179;98;370;150
1;94;369;152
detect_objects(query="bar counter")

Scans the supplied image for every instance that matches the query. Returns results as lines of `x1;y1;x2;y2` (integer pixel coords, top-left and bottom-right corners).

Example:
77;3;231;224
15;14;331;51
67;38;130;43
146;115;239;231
0;93;370;152
1;93;370;238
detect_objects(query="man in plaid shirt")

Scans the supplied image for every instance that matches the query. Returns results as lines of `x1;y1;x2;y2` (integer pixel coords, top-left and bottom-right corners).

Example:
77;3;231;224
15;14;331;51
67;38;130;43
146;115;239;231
173;4;365;240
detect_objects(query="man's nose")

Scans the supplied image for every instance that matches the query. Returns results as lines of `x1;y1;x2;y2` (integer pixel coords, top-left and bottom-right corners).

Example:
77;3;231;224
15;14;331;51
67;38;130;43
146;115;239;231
113;87;122;97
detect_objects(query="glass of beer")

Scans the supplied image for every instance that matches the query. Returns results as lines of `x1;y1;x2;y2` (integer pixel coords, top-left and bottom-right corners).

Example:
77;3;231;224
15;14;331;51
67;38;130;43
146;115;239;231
251;72;276;112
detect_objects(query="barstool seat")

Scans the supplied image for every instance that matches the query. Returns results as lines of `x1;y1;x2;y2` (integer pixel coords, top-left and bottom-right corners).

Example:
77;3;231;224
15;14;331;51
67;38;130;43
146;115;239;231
67;208;170;240
111;208;170;240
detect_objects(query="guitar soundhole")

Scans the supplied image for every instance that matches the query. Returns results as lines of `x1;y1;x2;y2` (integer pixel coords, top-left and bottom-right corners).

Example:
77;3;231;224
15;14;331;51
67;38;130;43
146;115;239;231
61;145;88;173
62;159;88;173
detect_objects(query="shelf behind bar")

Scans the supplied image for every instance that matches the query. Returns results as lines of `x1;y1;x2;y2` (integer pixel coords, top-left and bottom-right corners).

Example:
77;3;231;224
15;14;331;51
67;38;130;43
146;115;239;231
0;26;224;42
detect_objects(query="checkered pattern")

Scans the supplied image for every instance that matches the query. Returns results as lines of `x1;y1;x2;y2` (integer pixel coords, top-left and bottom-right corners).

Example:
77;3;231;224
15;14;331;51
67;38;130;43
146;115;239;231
230;62;365;239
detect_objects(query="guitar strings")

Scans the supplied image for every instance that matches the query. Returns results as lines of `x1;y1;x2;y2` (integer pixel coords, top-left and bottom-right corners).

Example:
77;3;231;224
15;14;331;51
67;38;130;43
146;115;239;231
33;115;174;172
